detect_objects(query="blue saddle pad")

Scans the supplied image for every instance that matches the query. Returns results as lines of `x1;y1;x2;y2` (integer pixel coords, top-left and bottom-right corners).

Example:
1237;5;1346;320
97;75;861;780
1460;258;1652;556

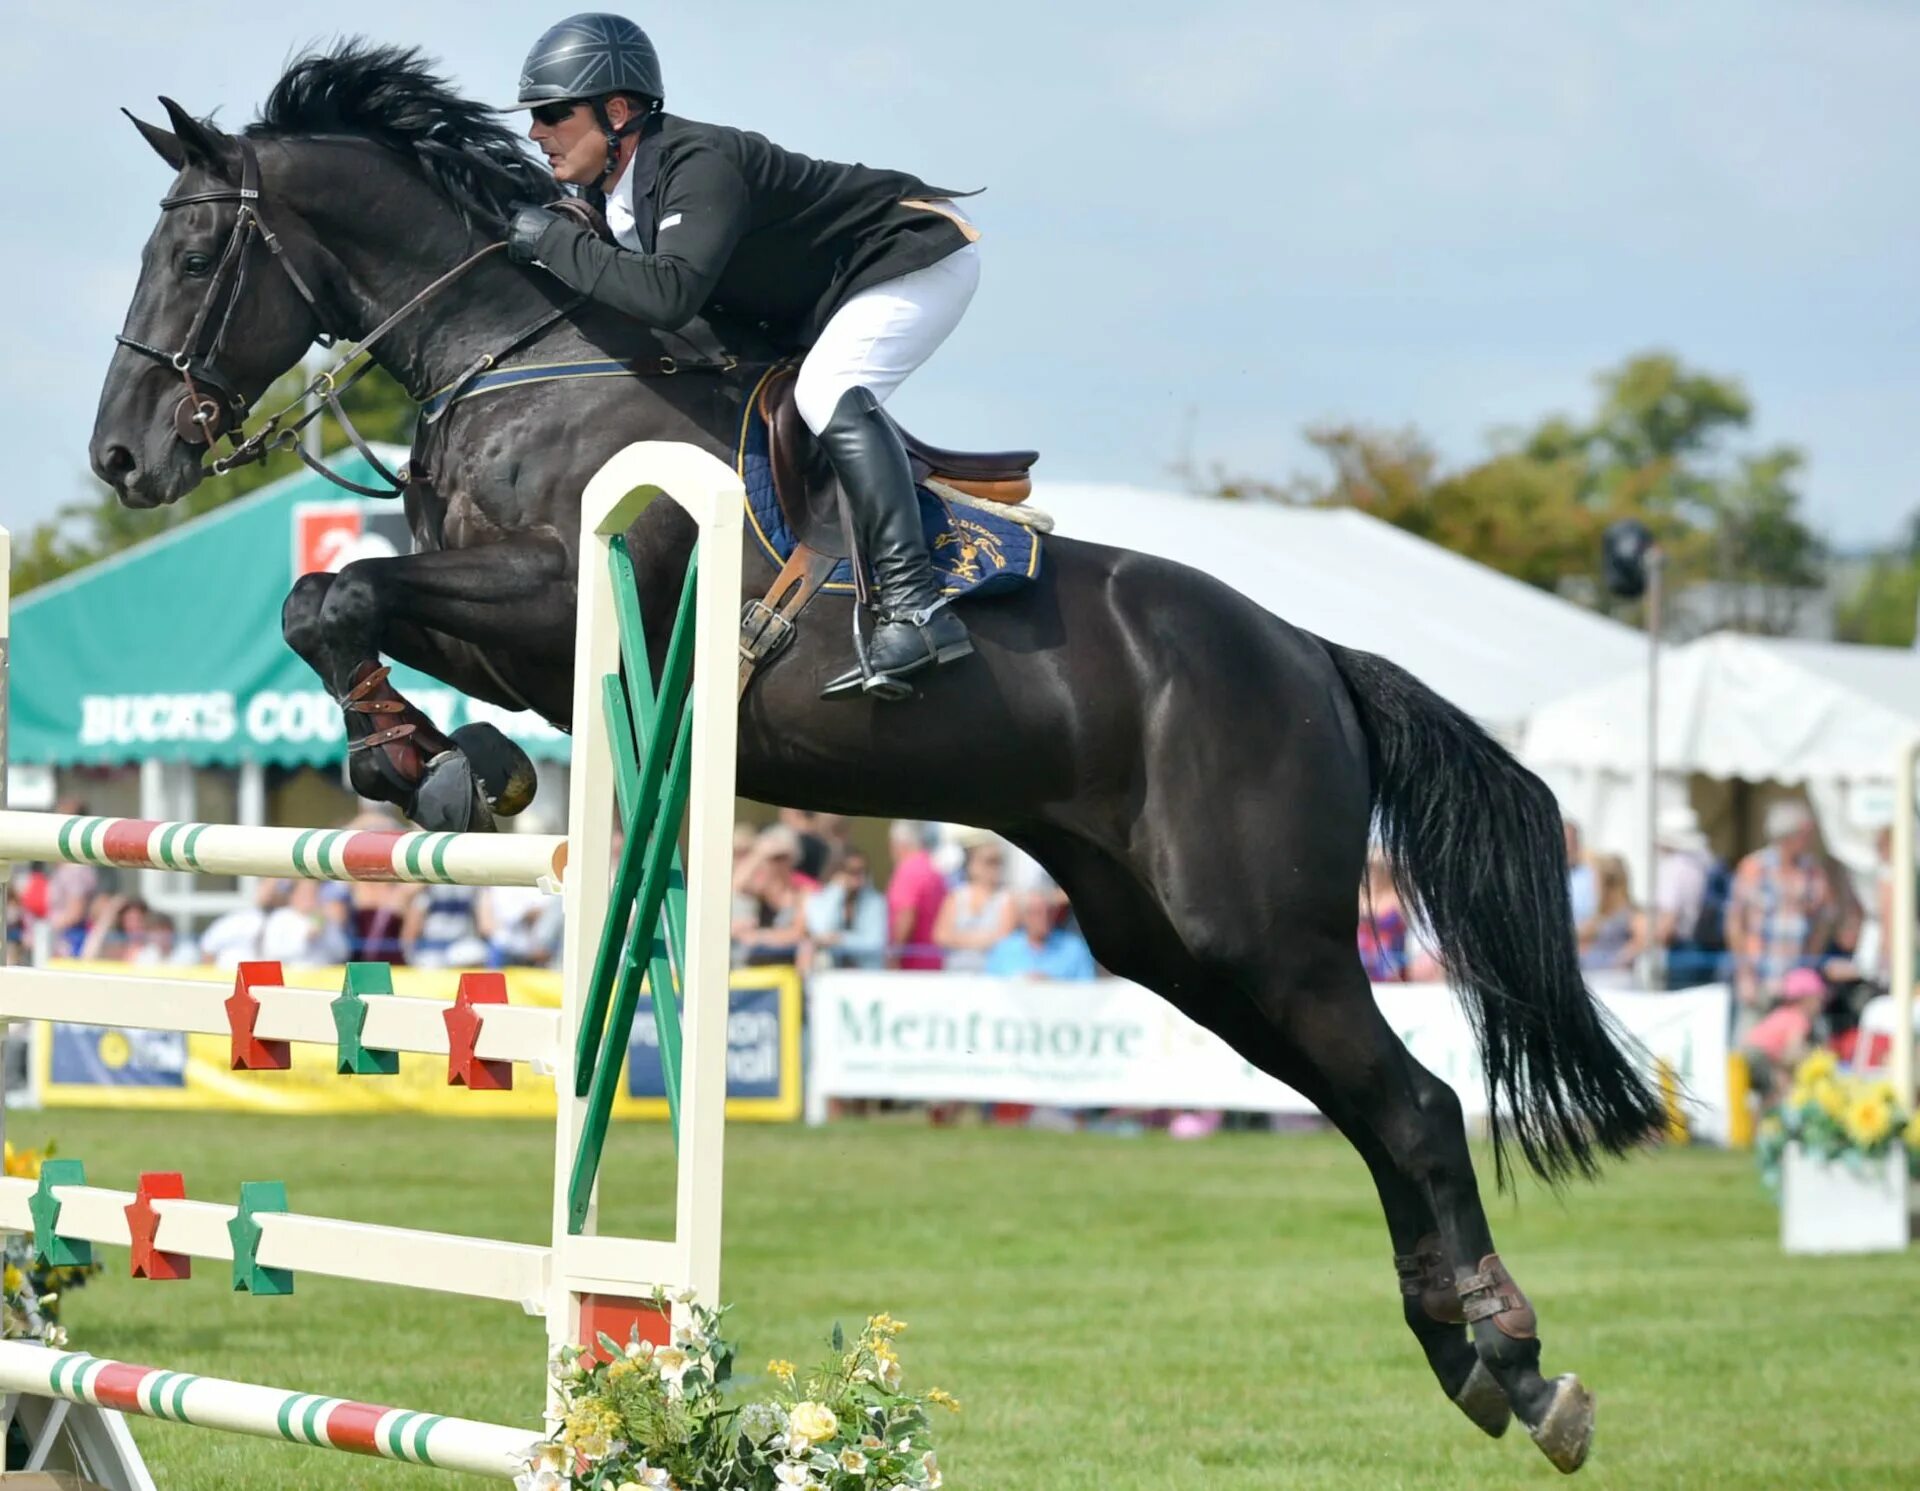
735;375;1042;600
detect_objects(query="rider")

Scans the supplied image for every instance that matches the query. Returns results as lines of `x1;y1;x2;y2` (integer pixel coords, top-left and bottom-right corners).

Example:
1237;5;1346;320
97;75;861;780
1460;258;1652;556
502;12;980;699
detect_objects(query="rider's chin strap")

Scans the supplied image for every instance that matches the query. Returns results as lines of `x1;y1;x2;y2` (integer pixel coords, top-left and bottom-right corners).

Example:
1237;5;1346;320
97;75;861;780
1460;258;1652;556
591;100;650;189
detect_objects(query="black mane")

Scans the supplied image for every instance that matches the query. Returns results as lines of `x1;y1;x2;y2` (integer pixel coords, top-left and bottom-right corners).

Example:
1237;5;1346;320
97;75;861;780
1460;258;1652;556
250;41;554;223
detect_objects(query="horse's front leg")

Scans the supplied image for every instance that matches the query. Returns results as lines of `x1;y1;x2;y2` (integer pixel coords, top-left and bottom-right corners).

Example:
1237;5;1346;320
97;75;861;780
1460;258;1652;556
282;537;576;832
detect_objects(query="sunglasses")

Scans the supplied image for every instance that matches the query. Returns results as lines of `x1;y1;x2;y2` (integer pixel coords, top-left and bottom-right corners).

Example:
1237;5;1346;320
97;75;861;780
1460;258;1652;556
530;100;584;127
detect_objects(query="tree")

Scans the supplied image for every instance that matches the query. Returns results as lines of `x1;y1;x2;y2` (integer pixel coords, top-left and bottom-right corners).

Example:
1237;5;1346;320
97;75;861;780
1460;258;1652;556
1837;555;1920;646
12;363;415;596
1225;352;1824;630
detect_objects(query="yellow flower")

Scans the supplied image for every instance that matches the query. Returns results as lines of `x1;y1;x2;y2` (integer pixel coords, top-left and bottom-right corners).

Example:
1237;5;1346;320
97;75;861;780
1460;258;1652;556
927;1388;962;1413
3;1265;22;1297
1797;1049;1838;1084
1847;1094;1894;1147
5;1144;43;1180
767;1359;797;1385
788;1401;838;1445
866;1312;907;1338
561;1401;621;1461
1904;1111;1920;1151
606;1359;639;1383
1815;1080;1848;1121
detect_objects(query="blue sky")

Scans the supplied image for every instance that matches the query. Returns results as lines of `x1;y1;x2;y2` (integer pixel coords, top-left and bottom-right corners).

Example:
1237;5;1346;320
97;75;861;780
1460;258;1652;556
4;0;1915;545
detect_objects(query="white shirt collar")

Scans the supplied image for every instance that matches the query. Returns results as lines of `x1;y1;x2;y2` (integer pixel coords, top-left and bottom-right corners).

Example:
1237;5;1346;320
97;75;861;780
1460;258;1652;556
604;145;641;252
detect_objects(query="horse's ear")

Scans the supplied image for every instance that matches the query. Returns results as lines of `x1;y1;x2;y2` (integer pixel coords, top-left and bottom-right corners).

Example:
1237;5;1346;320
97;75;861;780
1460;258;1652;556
123;108;185;170
157;95;236;175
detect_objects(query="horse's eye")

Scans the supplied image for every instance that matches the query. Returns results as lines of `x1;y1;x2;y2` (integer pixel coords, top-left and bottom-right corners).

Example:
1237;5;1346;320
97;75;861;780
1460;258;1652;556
180;250;214;277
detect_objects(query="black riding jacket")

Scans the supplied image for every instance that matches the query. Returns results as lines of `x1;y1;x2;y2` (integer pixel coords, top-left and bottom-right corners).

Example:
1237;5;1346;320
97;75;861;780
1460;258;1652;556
523;113;976;348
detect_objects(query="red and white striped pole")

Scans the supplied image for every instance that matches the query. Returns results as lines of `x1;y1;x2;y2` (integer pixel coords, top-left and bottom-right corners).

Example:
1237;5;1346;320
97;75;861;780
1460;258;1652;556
0;810;565;890
0;1343;541;1481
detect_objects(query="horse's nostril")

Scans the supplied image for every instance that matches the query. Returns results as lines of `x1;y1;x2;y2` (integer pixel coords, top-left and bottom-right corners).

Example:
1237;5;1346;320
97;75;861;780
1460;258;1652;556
101;444;137;477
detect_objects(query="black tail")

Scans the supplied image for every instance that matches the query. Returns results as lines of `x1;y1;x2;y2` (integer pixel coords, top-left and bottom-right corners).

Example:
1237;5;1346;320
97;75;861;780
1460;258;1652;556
1326;642;1666;1187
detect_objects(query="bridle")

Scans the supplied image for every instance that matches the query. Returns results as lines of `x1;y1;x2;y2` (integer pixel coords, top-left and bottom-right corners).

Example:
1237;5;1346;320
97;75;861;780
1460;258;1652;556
115;132;740;500
114;137;333;452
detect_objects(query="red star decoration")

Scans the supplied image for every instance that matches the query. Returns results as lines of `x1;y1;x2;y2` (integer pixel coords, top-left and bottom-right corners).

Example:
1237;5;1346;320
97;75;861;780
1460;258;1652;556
126;1172;190;1281
225;961;290;1070
444;972;512;1090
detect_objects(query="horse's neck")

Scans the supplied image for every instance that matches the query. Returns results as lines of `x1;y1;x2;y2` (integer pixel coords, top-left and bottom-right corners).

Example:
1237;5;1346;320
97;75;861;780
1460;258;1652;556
275;141;582;401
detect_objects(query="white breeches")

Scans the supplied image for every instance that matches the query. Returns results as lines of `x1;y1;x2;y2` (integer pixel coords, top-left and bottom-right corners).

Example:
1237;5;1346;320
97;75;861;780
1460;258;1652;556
793;236;981;435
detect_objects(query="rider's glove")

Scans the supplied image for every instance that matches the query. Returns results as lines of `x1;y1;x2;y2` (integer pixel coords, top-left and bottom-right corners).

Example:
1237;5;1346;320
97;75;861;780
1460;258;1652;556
505;203;563;265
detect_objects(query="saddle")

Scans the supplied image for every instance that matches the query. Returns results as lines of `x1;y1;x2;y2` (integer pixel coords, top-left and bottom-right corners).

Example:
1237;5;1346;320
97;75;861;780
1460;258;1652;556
738;364;1042;695
759;364;1036;548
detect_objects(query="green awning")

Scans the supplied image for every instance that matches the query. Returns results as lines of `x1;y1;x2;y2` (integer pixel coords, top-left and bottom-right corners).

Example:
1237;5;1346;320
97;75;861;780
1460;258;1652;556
10;454;572;768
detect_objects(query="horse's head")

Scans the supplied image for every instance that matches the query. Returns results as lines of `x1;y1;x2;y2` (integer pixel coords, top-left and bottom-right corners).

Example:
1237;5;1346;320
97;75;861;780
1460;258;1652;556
92;99;329;508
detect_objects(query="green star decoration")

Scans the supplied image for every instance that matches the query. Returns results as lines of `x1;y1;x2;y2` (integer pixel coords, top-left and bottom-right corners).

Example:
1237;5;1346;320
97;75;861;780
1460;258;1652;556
30;1159;92;1268
228;1181;293;1295
330;962;400;1076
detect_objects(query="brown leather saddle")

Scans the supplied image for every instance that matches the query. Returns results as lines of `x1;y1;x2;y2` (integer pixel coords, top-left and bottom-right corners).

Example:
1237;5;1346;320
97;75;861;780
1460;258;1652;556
738;364;1039;694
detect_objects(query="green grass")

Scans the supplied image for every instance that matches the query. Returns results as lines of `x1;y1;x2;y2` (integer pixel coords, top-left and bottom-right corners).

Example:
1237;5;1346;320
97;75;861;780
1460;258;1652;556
15;1111;1920;1489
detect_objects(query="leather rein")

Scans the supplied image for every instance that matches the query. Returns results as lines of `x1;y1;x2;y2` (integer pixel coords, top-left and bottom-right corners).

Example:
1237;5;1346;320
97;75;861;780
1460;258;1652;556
116;136;736;500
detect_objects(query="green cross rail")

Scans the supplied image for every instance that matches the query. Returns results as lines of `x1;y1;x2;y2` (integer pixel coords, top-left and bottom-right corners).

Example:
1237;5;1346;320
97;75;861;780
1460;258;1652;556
567;539;699;1231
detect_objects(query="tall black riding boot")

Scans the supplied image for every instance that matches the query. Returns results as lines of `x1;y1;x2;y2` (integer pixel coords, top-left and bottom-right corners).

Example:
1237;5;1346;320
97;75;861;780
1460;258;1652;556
816;386;972;699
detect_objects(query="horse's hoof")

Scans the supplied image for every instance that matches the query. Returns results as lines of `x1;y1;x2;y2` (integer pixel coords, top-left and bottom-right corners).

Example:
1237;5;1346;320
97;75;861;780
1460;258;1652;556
1528;1374;1594;1473
413;751;497;834
1452;1359;1511;1439
450;723;538;817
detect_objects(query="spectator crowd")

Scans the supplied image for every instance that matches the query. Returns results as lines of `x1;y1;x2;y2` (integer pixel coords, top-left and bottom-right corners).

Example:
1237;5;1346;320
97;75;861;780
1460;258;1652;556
9;793;1911;1135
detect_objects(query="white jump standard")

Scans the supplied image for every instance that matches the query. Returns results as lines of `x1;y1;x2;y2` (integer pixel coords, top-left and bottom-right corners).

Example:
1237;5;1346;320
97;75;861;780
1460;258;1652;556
0;442;746;1484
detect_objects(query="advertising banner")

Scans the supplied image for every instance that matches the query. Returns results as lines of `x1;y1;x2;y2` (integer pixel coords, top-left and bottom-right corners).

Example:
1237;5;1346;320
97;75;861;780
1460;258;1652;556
34;961;803;1122
807;973;1731;1141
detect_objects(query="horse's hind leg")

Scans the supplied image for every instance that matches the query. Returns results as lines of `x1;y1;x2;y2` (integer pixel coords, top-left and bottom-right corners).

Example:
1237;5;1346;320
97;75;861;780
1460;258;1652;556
282;539;573;831
1255;936;1594;1472
1276;1053;1513;1440
1009;830;1511;1442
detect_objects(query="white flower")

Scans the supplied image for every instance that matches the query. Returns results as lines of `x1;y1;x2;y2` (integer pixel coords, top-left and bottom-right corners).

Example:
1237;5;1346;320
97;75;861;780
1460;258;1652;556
877;1356;902;1391
860;1434;884;1451
918;1451;942;1489
774;1462;814;1491
651;1345;693;1394
514;1445;570;1491
839;1449;869;1474
623;1338;654;1362
634;1464;674;1490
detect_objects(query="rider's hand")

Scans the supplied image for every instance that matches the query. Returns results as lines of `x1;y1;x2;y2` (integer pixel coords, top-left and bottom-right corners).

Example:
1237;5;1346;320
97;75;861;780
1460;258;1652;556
505;203;562;265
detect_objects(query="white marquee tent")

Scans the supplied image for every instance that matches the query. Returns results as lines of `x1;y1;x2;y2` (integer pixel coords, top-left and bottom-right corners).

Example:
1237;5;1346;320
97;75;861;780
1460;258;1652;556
1032;482;1645;734
1520;630;1920;880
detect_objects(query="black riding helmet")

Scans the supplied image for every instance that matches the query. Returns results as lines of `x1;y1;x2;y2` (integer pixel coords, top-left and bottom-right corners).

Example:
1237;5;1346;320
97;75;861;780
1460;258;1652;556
505;13;663;184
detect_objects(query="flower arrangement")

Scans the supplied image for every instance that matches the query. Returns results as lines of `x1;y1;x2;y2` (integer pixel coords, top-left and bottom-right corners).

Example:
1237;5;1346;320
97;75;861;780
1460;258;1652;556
1756;1049;1920;1193
522;1296;957;1491
3;1140;101;1345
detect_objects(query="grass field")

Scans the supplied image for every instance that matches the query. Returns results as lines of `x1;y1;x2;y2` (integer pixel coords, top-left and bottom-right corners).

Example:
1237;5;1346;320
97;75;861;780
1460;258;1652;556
10;1110;1920;1490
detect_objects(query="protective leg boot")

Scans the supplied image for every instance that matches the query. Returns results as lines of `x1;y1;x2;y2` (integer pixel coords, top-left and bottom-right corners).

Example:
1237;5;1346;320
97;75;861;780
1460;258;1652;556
816;386;972;699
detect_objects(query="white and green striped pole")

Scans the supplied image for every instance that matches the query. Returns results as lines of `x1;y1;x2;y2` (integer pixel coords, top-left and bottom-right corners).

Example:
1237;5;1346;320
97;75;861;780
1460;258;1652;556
0;1344;542;1481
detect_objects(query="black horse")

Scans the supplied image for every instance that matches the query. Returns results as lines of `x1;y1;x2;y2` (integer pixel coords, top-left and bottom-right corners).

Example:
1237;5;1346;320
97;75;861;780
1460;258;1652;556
89;46;1662;1474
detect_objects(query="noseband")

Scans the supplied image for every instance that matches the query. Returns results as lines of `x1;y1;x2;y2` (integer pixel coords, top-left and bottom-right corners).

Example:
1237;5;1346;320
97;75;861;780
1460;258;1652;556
114;138;332;449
